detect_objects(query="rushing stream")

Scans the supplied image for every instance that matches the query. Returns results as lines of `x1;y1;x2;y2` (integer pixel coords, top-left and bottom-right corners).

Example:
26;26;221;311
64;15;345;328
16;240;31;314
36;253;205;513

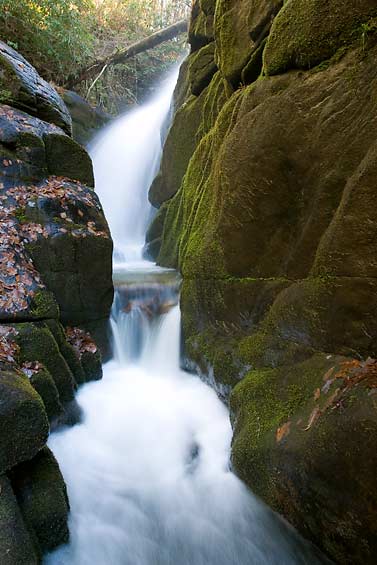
45;69;326;564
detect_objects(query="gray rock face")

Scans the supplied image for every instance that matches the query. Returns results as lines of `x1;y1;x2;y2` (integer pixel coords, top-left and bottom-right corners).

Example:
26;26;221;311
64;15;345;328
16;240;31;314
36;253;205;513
0;40;72;135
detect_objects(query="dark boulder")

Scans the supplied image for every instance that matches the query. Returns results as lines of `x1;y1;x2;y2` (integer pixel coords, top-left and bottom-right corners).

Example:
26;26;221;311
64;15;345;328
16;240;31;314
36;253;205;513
0;367;48;474
11;447;70;554
0;40;71;135
0;476;38;564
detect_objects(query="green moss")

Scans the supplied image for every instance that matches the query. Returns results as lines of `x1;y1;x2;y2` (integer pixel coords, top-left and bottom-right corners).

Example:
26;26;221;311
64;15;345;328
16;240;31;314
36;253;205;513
14;207;27;224
0;476;39;565
45;319;86;386
11;447;69;554
30;289;59;320
15;322;76;403
0;368;49;474
230;353;338;495
264;0;377;75
30;366;63;421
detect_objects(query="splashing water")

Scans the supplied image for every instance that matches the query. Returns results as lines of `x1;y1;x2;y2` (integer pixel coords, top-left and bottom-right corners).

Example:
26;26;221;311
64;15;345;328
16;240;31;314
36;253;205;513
45;68;327;565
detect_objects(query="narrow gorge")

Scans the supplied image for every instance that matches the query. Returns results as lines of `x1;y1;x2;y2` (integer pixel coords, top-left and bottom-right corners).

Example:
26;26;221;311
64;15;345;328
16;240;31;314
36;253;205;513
0;0;377;564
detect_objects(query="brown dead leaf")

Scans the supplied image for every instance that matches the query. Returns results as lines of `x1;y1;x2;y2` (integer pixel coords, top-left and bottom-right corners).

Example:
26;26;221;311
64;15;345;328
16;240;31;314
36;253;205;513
276;421;291;443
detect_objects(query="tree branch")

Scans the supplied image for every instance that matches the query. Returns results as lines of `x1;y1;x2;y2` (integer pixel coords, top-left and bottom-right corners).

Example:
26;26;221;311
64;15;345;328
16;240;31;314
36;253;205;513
65;18;188;89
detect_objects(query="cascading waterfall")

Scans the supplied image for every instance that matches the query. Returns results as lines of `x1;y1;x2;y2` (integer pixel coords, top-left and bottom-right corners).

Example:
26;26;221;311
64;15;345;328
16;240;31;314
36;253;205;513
45;68;326;565
89;69;178;265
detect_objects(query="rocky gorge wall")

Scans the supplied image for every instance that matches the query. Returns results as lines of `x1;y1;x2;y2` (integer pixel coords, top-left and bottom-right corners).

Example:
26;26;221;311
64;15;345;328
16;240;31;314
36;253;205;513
147;1;377;563
0;41;113;563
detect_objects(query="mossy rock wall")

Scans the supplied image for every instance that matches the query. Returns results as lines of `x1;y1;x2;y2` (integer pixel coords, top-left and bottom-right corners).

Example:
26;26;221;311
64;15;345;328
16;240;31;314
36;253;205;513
264;0;377;75
0;40;114;559
149;0;377;561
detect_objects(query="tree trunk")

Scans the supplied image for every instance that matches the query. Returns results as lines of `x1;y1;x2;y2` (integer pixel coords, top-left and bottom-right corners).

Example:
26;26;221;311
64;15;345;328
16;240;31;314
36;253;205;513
65;19;188;89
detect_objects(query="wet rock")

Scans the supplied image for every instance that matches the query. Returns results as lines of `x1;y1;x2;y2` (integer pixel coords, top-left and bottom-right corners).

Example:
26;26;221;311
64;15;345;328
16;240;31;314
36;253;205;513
230;354;377;563
25;363;63;422
0;367;48;474
15;322;77;404
0;40;71;135
0;475;38;564
65;326;103;382
45;320;86;386
11;447;70;554
59;89;111;146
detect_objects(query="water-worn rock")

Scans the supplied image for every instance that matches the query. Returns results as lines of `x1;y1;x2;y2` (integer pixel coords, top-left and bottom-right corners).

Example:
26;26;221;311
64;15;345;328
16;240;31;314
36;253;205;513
0;40;71;135
29;365;63;422
0;367;49;474
214;0;283;85
11;447;70;554
188;43;217;96
150;0;377;560
149;88;208;207
15;322;77;404
0;476;38;564
60;89;111;146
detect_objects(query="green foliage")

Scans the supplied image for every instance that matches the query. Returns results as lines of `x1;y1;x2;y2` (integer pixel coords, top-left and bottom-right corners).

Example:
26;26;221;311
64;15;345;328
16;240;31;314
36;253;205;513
0;0;95;84
0;0;189;112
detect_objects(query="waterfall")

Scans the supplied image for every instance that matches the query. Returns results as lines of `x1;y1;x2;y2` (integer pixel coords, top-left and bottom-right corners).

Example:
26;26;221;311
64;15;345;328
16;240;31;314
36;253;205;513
89;69;178;266
45;68;326;565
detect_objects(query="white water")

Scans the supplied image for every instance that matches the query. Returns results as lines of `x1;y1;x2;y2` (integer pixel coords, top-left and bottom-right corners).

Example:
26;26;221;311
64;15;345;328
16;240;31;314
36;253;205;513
46;69;325;565
89;69;178;265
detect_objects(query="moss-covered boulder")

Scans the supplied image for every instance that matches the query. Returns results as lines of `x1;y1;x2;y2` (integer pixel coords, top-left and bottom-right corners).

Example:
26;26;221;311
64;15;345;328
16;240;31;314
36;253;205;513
143;203;169;261
15;323;77;404
188;43;218;97
149;89;208;207
149;70;230;209
11;447;69;554
26;363;63;422
23;178;113;326
0;476;38;565
231;354;377;563
45;320;86;386
44;133;94;186
65;326;103;382
214;0;283;85
0;367;48;474
0;40;71;135
264;0;377;75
